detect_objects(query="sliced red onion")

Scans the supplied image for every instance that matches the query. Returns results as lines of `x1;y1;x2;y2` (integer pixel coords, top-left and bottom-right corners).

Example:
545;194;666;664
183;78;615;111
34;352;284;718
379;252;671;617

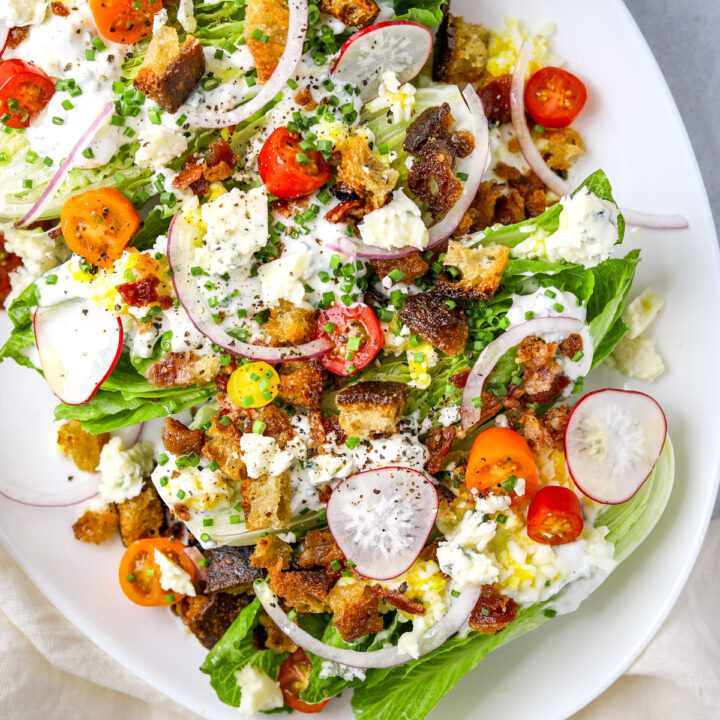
254;579;481;669
183;546;208;582
620;208;689;230
111;422;145;448
0;489;99;508
326;467;438;580
0;22;9;57
167;216;333;362
461;316;585;430
324;85;489;261
510;42;572;199
184;0;307;129
15;102;114;228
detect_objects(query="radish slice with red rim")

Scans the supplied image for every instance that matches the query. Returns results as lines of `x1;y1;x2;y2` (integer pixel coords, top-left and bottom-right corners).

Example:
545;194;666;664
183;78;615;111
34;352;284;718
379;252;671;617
330;21;433;103
564;389;667;504
167;216;332;362
0;22;9;57
254;578;480;669
326;466;438;580
33;298;123;406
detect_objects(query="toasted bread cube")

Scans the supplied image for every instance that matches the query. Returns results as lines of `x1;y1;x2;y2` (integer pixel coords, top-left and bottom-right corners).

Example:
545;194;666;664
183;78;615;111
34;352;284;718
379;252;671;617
57;420;109;473
277;359;326;410
335;381;410;438
176;593;250;649
400;292;469;356
435;241;510;300
205;545;266;593
134;27;205;113
337;136;399;210
240;472;292;530
265;300;318;345
318;0;379;28
117;481;165;546
432;13;489;84
72;504;119;544
327;581;383;642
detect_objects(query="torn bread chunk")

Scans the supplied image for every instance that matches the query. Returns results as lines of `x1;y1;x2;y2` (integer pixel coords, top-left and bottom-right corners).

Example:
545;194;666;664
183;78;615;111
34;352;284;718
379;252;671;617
335;381;410;438
134;26;205;113
318;0;379;28
240;472;292;530
435;241;510;300
432;12;489;84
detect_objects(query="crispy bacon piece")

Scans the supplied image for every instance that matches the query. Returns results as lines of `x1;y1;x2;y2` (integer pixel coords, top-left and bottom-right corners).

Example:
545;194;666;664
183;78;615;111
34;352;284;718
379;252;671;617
0;233;22;309
204;140;236;182
294;87;317;110
162;417;206;456
468;585;518;634
295;529;344;569
308;411;346;448
7;27;29;49
172;159;206;191
324;199;365;224
477;75;512;125
513;405;570;452
516;335;561;396
424;426;457;474
116;276;160;307
51;2;70;16
559;333;583;359
370;584;426;615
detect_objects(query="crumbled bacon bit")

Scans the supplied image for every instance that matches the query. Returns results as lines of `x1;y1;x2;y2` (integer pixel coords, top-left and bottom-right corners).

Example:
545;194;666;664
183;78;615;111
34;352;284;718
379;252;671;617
449;369;471;388
7;27;29;49
51;2;70;16
294;87;317;110
468;585;518;634
370;584;426;615
116;276;161;307
425;426;456;474
324;199;365;224
172;159;206;191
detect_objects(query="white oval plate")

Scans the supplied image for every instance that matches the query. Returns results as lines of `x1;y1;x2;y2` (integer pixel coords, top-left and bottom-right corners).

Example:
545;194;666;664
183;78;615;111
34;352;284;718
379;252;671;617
1;1;719;718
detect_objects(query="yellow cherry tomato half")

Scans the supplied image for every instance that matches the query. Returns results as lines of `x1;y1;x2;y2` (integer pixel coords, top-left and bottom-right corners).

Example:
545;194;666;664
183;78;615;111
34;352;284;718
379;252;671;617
227;361;280;408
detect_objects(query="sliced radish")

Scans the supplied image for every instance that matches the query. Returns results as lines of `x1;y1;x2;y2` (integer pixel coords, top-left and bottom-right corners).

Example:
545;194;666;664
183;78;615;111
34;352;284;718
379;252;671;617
33;299;123;406
0;22;9;57
330;21;433;102
326;466;438;580
564;389;667;505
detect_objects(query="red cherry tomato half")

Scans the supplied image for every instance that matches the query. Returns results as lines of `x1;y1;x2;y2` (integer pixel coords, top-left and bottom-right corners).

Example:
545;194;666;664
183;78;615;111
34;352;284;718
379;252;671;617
0;59;55;129
316;303;382;376
524;66;588;129
258;126;332;199
90;0;163;45
526;485;583;545
278;649;331;713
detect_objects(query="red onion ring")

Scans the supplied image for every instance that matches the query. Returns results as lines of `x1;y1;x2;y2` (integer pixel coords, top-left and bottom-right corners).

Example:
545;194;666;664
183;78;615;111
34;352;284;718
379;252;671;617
0;22;9;57
167;216;333;362
0;489;99;508
184;0;307;129
15;102;114;228
324;85;489;260
461;316;585;430
620;208;689;230
183;546;208;582
111;422;145;448
255;579;481;669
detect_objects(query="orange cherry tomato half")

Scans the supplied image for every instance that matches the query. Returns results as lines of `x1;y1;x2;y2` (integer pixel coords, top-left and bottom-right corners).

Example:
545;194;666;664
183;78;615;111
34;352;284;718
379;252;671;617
90;0;163;45
315;303;383;376
258;127;332;199
278;649;331;713
61;188;139;269
526;485;583;545
0;59;55;129
524;66;588;129
118;538;196;607
466;427;539;503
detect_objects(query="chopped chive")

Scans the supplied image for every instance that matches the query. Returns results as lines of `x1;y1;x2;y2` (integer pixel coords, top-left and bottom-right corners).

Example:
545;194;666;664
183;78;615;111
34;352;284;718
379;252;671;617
252;420;267;434
345;436;360;450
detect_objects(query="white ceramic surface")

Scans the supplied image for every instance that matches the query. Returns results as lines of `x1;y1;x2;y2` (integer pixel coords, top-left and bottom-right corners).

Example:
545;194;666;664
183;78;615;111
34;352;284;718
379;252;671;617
1;1;718;718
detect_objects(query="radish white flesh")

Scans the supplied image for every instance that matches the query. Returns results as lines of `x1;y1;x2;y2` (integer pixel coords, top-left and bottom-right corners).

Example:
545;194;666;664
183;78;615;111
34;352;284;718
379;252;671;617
326;466;438;580
33;299;123;406
564;389;667;504
331;21;433;102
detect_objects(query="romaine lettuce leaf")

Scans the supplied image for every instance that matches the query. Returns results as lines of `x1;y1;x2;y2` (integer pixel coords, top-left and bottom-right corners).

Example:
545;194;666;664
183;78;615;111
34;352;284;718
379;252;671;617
392;0;447;27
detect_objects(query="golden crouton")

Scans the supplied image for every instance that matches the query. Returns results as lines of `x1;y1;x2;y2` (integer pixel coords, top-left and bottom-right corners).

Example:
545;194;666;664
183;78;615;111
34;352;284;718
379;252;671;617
202;415;245;482
72;504;119;544
145;352;221;388
277;360;327;410
336;136;399;210
265;300;318;345
399;291;469;356
57;420;109;473
435;241;510;300
251;534;293;570
318;0;379;28
134;27;205;113
335;381;410;438
432;12;489;84
327;581;383;642
534;127;586;171
259;612;298;653
117;481;165;547
244;0;289;84
176;593;250;649
240;472;292;530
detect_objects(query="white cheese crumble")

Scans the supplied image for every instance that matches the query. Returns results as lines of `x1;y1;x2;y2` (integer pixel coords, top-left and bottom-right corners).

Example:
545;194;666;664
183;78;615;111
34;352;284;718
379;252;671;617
153;549;196;597
606;336;665;382
152;458;232;512
513;188;620;267
134;125;188;170
98;438;155;504
239;434;295;478
176;0;197;33
258;250;311;307
319;660;366;682
365;71;417;123
0;0;48;26
622;287;664;339
359;190;429;251
196;187;269;276
235;665;284;716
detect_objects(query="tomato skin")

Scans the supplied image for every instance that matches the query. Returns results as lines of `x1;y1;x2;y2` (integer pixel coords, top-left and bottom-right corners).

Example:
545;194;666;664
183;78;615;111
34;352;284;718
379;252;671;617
90;0;162;45
524;67;588;129
0;59;55;129
118;538;196;607
466;427;539;503
61;188;139;269
258;127;331;199
278;649;331;713
526;485;583;545
316;303;382;376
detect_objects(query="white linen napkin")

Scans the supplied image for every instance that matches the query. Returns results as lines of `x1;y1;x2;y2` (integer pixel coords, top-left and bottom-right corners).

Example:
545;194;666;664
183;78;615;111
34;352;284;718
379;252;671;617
1;521;718;720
